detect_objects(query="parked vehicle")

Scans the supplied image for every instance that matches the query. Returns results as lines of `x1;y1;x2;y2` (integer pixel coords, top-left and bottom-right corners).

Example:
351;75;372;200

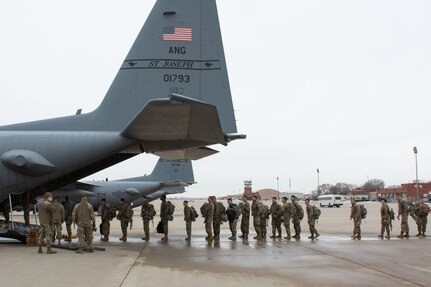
318;194;343;208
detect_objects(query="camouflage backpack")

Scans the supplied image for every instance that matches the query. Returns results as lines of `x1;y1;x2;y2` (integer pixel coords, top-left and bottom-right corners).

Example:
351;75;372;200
126;206;134;220
167;201;175;221
312;205;321;220
418;204;430;216
200;203;208;218
259;203;271;220
226;204;241;221
296;204;304;220
108;207;117;221
359;204;367;219
216;202;228;222
190;206;199;222
143;204;156;220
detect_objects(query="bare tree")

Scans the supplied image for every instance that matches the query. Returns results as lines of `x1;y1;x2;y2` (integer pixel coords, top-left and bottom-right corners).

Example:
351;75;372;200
362;179;385;193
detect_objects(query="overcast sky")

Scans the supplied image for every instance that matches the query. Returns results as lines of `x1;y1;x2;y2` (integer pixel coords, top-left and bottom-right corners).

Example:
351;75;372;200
1;1;430;198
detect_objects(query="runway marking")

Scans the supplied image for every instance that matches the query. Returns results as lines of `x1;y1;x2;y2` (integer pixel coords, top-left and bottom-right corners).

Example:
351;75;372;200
293;241;426;287
118;242;149;287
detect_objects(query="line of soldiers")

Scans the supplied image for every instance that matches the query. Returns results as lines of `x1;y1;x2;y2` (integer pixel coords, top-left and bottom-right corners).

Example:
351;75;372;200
350;193;430;240
172;195;321;242
36;192;430;253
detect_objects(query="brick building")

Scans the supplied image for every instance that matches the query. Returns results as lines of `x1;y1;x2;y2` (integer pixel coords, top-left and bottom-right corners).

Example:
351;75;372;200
377;182;431;201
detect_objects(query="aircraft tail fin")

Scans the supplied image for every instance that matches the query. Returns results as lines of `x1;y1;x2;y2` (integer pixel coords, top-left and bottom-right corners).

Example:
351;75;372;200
126;158;194;184
92;0;238;134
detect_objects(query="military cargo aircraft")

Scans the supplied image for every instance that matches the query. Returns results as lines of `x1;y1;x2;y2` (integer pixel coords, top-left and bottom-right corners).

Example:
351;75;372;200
52;158;194;211
0;0;245;221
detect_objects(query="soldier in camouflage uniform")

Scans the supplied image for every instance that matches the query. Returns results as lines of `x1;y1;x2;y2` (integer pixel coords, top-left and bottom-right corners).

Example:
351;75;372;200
202;197;214;241
212;196;223;241
396;193;409;238
251;195;262;240
52;198;65;245
37;192;57;254
239;196;250;240
291;195;302;239
72;197;96;253
140;196;152;241
100;199;111;242
62;196;74;242
305;198;319;239
350;198;362;240
270;197;282;238
183;200;192;241
117;198;132;242
415;197;429;237
160;195;169;241
378;198;390;239
281;197;293;239
226;198;238;241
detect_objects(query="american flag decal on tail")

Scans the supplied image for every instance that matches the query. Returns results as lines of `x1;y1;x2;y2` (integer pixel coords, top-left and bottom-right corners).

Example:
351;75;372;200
163;27;192;42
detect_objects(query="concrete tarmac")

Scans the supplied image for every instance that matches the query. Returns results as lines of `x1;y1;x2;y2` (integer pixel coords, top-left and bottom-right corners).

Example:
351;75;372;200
1;200;430;287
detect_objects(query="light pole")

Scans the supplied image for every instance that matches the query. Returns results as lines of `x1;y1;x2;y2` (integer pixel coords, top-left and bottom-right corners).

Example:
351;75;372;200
413;147;419;201
277;176;280;199
317;169;320;195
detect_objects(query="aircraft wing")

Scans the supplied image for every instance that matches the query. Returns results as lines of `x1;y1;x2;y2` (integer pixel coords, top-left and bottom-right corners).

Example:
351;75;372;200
75;181;103;189
121;94;226;160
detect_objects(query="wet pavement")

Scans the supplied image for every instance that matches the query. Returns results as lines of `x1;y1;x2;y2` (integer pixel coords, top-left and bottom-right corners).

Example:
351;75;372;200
1;203;431;287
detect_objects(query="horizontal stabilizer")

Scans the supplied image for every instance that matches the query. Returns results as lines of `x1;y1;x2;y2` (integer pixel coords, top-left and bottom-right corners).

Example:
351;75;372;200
121;95;226;155
160;180;191;188
155;146;218;160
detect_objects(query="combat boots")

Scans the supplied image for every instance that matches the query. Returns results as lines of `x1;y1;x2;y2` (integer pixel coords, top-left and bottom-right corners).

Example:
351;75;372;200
253;234;262;240
378;234;384;239
403;233;409;238
38;247;43;254
206;236;213;241
396;232;404;238
270;233;277;238
284;235;291;240
161;236;168;241
46;247;57;254
76;248;83;254
314;233;320;239
185;237;191;241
